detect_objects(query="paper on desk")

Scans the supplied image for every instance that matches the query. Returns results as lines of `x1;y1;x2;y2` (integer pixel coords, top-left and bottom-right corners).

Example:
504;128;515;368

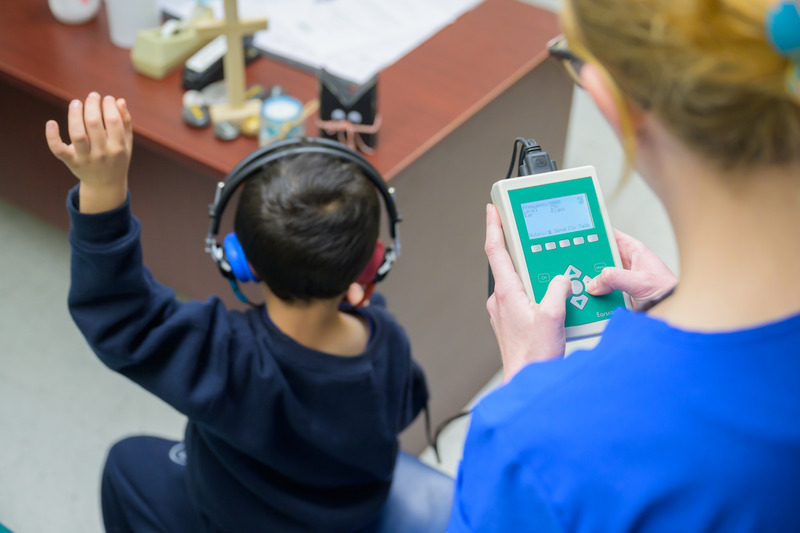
159;0;484;84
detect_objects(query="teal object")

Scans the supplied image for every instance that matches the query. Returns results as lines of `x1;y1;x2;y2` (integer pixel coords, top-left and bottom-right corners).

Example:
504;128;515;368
766;1;800;56
507;177;626;328
0;523;13;533
766;1;800;95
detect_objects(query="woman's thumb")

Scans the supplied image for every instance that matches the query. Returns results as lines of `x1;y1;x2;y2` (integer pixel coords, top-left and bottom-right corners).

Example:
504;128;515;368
586;267;641;296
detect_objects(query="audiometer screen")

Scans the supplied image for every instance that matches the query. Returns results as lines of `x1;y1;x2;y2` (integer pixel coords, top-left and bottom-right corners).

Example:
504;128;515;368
521;193;594;240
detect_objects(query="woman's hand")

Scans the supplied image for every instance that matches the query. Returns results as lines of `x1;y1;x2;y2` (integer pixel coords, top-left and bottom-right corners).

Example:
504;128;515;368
586;229;677;309
45;92;133;214
485;204;573;383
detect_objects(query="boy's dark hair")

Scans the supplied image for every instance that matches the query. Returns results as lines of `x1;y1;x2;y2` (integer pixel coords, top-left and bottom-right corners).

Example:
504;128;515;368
233;152;381;303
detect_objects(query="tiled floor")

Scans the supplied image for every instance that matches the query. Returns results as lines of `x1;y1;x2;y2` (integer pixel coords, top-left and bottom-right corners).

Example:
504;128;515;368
0;1;677;531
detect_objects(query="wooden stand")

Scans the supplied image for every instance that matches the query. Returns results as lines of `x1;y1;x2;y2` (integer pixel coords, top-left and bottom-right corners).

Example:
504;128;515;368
193;0;267;124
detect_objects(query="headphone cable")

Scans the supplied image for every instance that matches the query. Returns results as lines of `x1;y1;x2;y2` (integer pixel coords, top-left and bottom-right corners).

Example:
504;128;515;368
426;408;472;464
229;279;258;307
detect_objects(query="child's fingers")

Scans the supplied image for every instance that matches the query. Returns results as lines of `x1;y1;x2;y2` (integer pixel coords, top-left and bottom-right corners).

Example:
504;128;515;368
116;98;133;150
116;98;131;126
103;95;126;148
67;99;90;156
82;92;107;153
44;120;75;162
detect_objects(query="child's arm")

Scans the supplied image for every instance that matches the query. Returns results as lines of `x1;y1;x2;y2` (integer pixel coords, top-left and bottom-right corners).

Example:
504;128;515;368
51;93;282;426
45;92;132;214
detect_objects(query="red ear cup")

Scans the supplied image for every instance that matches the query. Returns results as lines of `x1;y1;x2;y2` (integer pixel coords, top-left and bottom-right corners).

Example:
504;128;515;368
356;240;385;286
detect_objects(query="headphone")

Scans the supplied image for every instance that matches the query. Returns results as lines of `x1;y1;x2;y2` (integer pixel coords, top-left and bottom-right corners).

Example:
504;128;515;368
204;137;402;304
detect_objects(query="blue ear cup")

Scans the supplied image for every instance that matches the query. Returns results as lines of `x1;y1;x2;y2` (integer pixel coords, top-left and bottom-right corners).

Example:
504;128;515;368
223;233;259;283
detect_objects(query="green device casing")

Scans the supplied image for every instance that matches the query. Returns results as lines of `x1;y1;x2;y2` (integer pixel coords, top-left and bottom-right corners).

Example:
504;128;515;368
491;165;632;340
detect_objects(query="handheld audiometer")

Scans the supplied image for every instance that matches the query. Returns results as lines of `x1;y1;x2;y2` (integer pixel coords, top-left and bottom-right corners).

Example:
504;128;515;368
491;146;631;340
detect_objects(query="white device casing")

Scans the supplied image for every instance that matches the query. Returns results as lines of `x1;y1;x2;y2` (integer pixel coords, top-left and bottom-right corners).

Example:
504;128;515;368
490;165;632;340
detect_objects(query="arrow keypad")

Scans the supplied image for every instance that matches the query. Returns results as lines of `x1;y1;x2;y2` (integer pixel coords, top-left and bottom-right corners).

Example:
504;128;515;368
564;264;590;310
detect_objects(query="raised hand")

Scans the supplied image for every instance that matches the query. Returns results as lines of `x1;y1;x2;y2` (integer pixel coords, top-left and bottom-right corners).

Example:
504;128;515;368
45;92;133;214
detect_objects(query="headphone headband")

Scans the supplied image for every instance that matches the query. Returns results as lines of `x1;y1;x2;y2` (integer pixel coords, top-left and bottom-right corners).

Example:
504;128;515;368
207;137;400;239
205;137;402;295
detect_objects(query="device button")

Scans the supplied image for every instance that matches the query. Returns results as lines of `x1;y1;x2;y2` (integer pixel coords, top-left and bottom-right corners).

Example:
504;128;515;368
582;275;593;288
587;234;599;243
537;273;551;283
573;236;585;245
570;294;588;310
531;244;543;253
564;265;582;280
571;280;583;295
594;262;606;273
545;242;557;251
559;239;571;248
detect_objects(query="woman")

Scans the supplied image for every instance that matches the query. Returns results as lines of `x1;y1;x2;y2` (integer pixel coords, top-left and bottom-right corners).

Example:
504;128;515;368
449;0;800;531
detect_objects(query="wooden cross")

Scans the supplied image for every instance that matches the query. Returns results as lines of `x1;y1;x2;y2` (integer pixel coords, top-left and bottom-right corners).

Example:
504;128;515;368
193;0;267;124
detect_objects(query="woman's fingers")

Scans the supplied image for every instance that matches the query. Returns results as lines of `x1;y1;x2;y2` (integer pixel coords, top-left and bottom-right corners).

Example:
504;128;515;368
613;228;646;271
538;275;571;325
484;202;572;380
587;266;634;296
485;204;525;295
531;275;571;361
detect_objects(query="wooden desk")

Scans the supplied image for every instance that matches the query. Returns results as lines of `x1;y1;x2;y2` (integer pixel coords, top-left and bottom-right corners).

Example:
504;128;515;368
0;0;571;452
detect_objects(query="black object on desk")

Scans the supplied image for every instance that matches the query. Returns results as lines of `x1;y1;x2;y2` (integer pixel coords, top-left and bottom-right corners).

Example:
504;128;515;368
182;34;260;91
318;70;379;151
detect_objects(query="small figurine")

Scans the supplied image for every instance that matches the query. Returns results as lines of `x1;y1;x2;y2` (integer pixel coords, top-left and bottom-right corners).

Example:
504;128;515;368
213;121;241;141
181;84;269;139
181;90;211;128
317;70;381;153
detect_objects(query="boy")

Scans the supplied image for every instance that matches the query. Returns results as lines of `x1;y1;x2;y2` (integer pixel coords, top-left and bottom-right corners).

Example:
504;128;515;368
46;92;429;532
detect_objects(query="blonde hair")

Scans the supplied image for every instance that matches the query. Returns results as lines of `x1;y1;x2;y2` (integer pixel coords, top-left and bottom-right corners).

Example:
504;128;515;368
563;0;800;171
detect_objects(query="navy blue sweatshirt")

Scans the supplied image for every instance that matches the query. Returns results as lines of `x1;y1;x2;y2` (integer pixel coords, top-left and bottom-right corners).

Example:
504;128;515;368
66;187;429;532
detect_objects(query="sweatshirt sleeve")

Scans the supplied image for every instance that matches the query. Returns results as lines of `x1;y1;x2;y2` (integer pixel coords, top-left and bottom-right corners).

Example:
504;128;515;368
66;186;276;423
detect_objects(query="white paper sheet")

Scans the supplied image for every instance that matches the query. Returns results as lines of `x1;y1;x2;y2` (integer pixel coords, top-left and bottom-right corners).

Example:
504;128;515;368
159;0;484;84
